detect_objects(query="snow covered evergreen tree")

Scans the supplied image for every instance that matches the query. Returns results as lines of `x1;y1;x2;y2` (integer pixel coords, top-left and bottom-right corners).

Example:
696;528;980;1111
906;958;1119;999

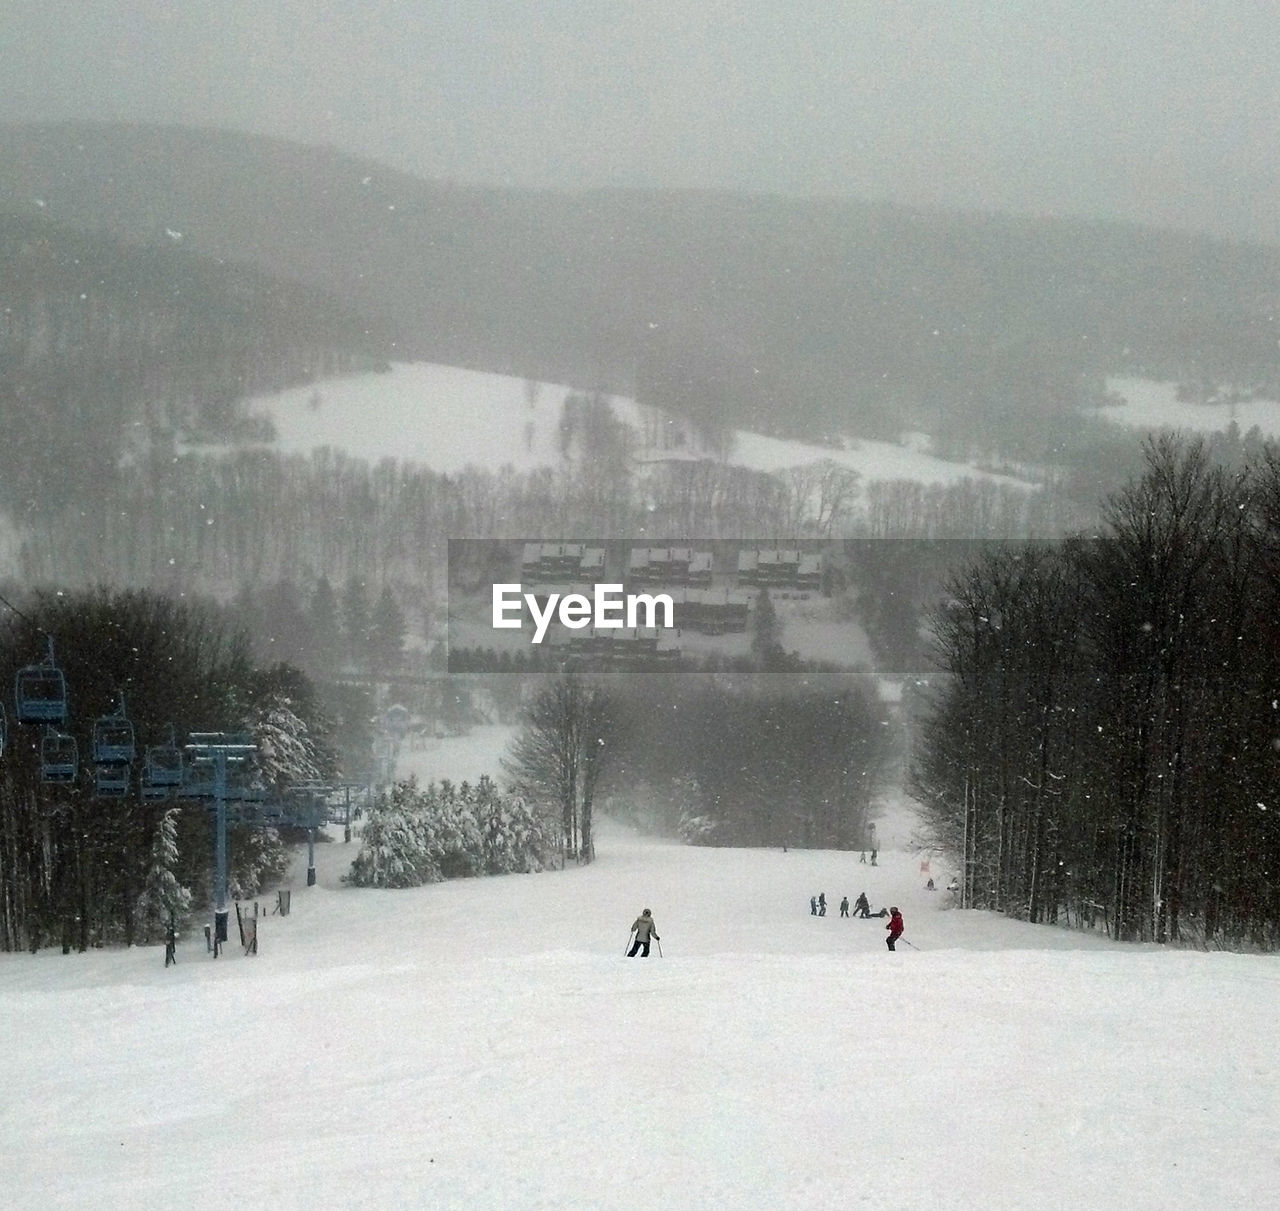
347;776;553;888
135;808;193;943
250;693;324;793
348;779;437;888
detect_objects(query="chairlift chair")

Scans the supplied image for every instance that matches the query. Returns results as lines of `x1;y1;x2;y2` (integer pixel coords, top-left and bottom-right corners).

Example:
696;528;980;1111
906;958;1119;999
14;637;69;726
223;762;264;801
142;731;184;795
94;763;131;799
140;778;173;802
40;727;78;784
92;695;136;764
181;755;216;799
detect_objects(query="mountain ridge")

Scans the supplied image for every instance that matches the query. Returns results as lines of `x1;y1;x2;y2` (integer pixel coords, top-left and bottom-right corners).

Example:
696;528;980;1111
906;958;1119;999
4;121;1279;449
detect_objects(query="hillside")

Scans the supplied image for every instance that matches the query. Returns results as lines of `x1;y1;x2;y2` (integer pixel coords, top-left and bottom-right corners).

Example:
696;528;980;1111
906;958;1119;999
0;802;1271;1209
0;210;394;514
5;122;1279;452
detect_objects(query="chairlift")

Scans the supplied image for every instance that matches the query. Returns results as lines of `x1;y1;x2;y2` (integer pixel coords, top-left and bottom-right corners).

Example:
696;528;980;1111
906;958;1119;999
141;778;172;803
92;693;136;764
40;727;78;784
181;754;216;799
181;752;261;801
14;636;69;726
222;761;264;802
94;763;131;799
142;725;183;795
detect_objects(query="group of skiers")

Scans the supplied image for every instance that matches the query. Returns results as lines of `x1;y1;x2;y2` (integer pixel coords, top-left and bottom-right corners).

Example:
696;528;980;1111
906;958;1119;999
805;892;903;948
628;900;904;953
811;891;881;918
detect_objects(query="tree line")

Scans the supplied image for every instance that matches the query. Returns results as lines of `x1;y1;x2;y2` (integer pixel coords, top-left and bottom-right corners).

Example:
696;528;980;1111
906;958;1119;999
16;442;1089;600
915;436;1280;947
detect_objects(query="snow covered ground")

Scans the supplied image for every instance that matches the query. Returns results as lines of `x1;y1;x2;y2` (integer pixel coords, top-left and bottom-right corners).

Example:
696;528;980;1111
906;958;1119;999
0;729;1274;1209
394;723;520;787
1099;376;1280;438
247;361;1036;490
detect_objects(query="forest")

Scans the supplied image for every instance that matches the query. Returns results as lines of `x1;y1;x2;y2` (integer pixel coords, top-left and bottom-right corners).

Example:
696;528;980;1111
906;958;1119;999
915;436;1280;947
0;209;392;518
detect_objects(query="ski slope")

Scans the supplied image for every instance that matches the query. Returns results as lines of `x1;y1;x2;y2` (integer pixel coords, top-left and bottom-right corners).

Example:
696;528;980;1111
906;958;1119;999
0;791;1273;1208
1099;376;1280;438
246;360;1036;490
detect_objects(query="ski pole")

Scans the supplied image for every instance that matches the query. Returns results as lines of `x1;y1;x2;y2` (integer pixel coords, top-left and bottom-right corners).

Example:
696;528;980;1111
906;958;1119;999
656;937;663;958
902;938;920;950
624;929;635;956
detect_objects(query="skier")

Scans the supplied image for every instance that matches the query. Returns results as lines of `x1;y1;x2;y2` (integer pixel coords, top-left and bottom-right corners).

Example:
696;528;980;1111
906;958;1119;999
869;847;878;866
926;877;935;891
810;895;818;916
885;906;904;951
839;895;849;918
627;908;660;957
854;891;870;918
818;892;827;917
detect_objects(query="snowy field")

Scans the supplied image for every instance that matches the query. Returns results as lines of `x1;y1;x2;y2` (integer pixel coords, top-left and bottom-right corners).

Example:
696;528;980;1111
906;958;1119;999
247;361;1035;490
1099;376;1280;438
394;723;520;788
0;729;1275;1209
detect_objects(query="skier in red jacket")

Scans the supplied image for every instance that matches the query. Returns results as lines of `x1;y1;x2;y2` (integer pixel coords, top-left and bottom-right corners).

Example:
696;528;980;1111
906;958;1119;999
885;907;904;950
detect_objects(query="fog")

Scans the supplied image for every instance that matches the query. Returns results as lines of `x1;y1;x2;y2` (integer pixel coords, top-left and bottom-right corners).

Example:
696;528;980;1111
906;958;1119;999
2;0;1277;245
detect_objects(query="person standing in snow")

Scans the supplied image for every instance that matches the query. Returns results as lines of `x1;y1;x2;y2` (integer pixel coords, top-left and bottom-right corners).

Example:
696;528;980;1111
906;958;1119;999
854;891;871;918
810;895;818;915
818;892;827;916
839;895;849;917
885;907;904;950
627;908;660;957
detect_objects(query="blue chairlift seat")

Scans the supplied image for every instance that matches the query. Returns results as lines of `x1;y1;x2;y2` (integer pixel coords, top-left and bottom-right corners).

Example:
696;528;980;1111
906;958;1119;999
143;724;183;793
143;742;183;789
40;728;78;784
15;666;69;726
94;763;131;798
141;779;173;802
93;716;136;765
181;757;216;799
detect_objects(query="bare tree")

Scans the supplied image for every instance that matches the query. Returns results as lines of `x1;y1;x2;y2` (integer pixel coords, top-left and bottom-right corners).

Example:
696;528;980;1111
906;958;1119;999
503;674;613;864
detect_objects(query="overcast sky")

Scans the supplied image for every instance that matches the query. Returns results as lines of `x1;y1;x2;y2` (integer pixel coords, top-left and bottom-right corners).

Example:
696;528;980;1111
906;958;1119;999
3;1;1277;244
